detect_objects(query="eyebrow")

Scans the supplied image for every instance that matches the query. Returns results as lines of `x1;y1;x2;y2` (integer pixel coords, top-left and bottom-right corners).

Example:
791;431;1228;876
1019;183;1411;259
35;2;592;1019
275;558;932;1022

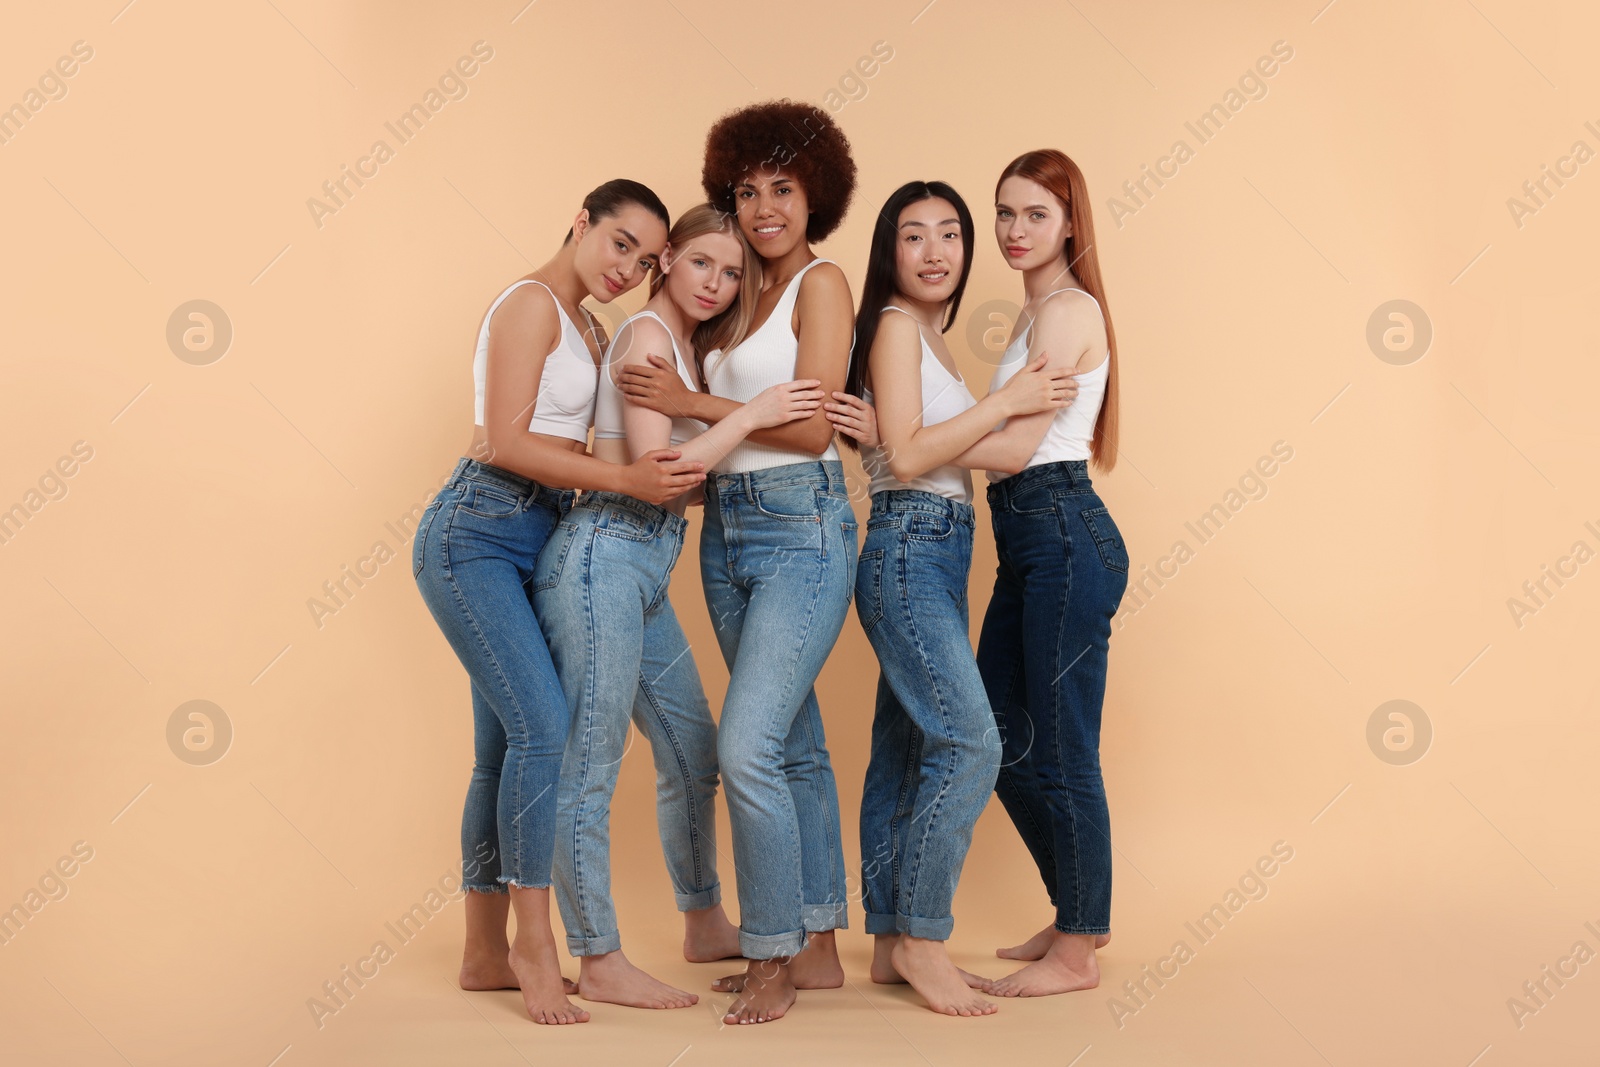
617;229;641;249
899;218;962;228
996;202;1051;212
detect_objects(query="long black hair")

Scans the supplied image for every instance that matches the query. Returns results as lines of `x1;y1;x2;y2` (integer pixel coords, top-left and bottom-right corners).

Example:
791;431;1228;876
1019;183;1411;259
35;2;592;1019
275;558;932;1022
841;181;975;450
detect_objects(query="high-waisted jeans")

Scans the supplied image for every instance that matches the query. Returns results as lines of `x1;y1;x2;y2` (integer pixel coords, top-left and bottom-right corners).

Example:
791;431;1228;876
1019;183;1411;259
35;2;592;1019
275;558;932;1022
532;491;722;956
977;460;1129;935
412;457;576;892
701;460;857;959
855;490;1002;941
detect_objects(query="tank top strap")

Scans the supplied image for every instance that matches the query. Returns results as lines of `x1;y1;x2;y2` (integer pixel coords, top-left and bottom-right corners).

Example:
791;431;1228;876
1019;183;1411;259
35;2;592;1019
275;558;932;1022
1039;286;1101;312
780;257;835;309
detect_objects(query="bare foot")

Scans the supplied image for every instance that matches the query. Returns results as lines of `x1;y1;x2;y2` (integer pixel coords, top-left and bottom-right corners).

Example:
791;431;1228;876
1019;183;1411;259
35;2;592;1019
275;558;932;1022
723;959;797;1024
507;939;590;1024
997;923;1110;960
683;903;743;963
577;949;698;1009
871;933;992;991
459;955;577;995
889;935;999;1016
989;931;1100;998
713;930;842;991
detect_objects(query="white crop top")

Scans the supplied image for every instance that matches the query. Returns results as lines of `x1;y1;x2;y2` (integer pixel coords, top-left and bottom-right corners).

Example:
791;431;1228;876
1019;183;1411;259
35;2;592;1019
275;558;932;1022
986;287;1110;481
594;310;705;449
702;257;841;474
472;278;600;443
860;306;976;504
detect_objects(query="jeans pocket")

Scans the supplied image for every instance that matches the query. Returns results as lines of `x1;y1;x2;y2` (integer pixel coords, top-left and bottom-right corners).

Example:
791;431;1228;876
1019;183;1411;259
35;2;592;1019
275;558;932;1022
855;549;884;633
906;511;953;540
754;484;822;522
1078;505;1129;573
532;520;579;592
412;497;444;577
460;483;522;518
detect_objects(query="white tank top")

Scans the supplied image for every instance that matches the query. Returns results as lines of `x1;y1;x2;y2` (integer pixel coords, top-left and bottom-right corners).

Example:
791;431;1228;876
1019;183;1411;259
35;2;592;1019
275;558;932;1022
472;278;599;443
594;310;704;448
860;306;976;504
986;287;1110;481
702;258;842;473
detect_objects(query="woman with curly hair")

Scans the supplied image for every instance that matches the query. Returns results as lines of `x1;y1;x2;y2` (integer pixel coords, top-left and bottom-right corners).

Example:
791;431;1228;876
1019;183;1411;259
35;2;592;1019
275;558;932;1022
619;100;859;1024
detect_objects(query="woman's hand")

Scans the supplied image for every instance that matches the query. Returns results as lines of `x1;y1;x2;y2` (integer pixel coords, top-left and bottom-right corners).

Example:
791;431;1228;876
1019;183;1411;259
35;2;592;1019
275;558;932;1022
742;379;824;430
618;354;696;418
998;352;1077;417
824;391;880;449
619;448;705;504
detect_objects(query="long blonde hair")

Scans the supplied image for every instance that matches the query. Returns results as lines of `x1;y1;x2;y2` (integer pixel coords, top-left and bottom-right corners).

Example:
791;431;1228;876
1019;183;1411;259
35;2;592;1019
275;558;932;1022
649;204;762;380
997;149;1119;472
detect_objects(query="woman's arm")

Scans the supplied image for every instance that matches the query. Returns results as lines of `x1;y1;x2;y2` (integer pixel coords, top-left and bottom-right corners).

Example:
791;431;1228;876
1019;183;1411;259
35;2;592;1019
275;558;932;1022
615;261;853;453
480;286;706;503
869;314;1074;482
951;293;1103;474
616;317;822;468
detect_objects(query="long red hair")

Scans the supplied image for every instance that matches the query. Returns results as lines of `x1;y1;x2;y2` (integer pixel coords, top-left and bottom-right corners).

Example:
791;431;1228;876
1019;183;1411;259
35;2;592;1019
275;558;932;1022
997;149;1119;472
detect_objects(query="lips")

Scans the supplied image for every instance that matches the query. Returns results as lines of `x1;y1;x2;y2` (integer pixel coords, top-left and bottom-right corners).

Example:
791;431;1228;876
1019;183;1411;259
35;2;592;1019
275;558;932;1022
601;275;622;293
753;223;785;241
695;295;718;309
1006;246;1029;257
919;270;949;283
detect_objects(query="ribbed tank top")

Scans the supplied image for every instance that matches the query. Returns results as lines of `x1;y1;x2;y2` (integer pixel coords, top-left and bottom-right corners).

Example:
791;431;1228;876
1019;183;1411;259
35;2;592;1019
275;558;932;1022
986;287;1110;481
860;306;976;503
593;310;704;448
472;278;600;443
702;257;841;473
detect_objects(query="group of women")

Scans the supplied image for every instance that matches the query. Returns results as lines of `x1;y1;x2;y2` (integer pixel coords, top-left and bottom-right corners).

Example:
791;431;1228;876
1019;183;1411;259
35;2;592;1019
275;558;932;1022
411;99;1128;1026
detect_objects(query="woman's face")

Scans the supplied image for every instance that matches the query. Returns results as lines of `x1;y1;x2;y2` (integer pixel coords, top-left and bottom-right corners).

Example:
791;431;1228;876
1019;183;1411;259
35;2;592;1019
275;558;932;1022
733;170;808;260
894;197;964;305
994;175;1069;273
574;203;668;302
664;229;746;322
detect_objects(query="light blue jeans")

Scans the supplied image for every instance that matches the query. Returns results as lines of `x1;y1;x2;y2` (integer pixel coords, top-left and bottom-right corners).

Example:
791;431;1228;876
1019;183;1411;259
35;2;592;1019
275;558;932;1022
532;491;722;956
412;457;575;892
701;460;858;960
855;490;1001;940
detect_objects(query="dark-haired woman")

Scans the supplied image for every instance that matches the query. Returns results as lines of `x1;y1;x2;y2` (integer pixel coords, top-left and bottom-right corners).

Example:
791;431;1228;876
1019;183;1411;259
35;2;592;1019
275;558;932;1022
824;181;1074;1016
618;100;859;1024
975;150;1127;998
413;180;705;1025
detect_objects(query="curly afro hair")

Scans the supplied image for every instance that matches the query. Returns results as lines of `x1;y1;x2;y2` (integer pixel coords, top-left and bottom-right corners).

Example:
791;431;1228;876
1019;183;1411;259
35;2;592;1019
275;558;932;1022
701;99;858;243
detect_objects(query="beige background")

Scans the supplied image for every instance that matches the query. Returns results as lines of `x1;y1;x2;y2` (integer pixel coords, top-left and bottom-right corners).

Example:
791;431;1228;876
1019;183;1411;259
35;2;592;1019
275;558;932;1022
2;0;1597;1063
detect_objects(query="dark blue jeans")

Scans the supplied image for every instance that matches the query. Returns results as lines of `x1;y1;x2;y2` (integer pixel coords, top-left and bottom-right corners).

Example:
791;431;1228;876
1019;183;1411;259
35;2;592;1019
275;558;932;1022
977;460;1129;935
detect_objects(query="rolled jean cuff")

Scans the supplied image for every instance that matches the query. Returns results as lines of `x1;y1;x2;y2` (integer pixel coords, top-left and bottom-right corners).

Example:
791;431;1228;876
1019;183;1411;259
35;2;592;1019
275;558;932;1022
462;881;507;896
898;912;955;941
566;929;623;957
676;883;721;912
802;901;847;932
864;911;899;936
739;928;807;961
1055;921;1111;936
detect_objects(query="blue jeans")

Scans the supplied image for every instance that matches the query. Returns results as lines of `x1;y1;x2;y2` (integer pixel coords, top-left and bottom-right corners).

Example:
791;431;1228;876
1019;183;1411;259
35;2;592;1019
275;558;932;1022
855;491;1002;941
413;457;576;892
532;492;723;956
976;460;1129;935
701;460;857;959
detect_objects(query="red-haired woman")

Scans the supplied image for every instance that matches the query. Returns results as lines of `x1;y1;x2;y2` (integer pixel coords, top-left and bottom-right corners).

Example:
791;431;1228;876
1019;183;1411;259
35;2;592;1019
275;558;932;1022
972;149;1127;997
